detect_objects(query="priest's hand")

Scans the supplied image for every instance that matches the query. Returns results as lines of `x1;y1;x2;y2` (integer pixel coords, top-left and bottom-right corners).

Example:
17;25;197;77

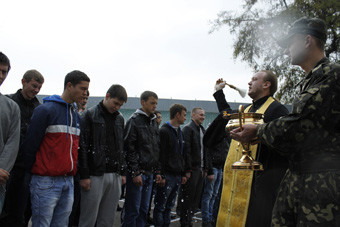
214;78;226;91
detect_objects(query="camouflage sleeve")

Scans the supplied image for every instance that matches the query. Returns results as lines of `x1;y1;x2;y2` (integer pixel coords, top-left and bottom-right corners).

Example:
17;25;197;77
257;62;340;156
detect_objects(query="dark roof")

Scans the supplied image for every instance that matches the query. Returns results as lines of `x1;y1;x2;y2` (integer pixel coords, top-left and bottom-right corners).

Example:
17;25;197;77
37;95;248;113
36;95;291;128
119;97;248;113
37;95;291;113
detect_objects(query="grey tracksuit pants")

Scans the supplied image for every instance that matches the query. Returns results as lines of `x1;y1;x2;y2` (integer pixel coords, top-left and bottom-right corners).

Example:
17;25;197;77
79;173;122;227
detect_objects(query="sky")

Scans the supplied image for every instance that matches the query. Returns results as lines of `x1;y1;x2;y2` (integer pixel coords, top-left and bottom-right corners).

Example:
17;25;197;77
1;0;254;103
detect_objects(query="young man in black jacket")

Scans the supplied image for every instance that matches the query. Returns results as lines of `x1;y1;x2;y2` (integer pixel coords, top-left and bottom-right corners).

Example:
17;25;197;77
179;107;213;227
123;91;162;227
201;131;229;227
78;84;127;227
153;104;188;227
1;69;44;227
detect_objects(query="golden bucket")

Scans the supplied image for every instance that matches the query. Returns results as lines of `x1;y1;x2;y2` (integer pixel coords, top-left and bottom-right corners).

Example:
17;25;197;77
225;105;264;171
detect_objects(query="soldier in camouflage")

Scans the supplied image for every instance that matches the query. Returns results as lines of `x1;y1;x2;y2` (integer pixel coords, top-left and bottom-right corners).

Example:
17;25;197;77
230;17;340;226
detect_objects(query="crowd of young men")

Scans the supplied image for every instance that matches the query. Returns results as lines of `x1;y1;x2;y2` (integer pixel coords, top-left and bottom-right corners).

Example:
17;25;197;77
0;52;208;227
0;16;339;227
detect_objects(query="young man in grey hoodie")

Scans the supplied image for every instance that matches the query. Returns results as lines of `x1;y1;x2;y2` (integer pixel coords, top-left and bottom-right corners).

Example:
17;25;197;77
0;52;20;213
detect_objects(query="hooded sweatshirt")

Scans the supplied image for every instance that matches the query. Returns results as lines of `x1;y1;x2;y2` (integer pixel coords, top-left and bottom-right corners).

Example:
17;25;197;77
0;93;20;172
23;95;80;176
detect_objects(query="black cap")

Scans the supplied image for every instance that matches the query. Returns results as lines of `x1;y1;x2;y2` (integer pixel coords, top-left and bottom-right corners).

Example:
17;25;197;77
278;17;327;48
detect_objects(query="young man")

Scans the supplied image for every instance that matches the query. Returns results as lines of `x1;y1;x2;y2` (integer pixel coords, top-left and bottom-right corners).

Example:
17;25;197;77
68;89;90;227
201;127;229;227
78;84;127;227
155;110;162;127
77;90;89;113
123;91;162;227
146;110;162;226
231;17;340;226
0;52;20;213
178;107;212;227
1;69;44;226
153;104;188;227
22;70;90;227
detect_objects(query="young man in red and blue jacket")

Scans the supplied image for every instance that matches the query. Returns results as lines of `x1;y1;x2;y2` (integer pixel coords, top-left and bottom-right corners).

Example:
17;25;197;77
22;70;90;227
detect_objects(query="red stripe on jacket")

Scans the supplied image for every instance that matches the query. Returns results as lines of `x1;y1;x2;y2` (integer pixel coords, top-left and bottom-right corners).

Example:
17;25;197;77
31;131;79;176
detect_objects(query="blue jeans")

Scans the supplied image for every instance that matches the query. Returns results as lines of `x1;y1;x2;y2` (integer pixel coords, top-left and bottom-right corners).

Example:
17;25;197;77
201;167;223;223
212;177;223;224
30;175;74;227
153;174;181;227
123;173;154;227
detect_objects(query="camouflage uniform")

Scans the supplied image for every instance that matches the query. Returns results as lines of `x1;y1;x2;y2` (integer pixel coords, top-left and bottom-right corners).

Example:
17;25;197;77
257;58;340;226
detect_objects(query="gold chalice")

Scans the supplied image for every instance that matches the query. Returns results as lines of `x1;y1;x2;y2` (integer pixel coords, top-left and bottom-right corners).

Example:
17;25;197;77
225;105;264;171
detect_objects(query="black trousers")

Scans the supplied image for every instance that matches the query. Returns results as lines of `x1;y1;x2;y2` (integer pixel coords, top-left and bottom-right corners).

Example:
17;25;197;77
178;168;204;227
68;172;81;227
0;166;31;227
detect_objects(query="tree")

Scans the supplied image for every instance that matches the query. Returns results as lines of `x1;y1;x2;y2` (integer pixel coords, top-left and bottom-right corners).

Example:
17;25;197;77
210;0;340;103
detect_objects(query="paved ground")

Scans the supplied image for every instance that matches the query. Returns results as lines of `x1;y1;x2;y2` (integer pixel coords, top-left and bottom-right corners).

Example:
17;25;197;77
115;198;203;227
28;198;203;227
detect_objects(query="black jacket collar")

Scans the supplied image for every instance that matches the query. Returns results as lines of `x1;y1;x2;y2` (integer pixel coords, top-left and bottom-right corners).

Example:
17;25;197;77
99;101;119;118
251;95;271;112
14;89;40;105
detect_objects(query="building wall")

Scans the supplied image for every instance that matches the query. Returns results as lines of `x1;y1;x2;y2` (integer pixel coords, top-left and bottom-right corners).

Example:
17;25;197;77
120;109;218;129
37;95;291;129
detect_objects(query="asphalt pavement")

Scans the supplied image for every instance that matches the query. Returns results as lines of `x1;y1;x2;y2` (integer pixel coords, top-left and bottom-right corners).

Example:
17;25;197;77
28;198;203;227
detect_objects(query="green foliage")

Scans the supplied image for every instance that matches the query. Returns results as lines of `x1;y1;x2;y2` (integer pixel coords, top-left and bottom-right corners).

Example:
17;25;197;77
210;0;340;103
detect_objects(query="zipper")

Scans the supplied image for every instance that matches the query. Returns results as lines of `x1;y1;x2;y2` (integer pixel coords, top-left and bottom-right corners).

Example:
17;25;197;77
69;106;74;172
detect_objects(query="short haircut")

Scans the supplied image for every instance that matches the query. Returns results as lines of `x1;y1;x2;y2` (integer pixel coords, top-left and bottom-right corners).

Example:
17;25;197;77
155;110;161;115
64;70;90;90
23;69;44;84
308;18;327;50
314;36;325;50
170;104;187;119
0;52;11;72
107;84;128;103
140;90;158;102
261;70;278;96
191;107;204;114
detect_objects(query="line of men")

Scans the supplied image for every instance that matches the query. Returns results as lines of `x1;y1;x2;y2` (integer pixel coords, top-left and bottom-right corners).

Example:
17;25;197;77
0;51;219;227
0;16;339;227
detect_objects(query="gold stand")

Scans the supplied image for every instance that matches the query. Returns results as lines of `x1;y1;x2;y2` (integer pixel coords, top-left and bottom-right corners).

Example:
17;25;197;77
231;152;263;170
226;105;264;171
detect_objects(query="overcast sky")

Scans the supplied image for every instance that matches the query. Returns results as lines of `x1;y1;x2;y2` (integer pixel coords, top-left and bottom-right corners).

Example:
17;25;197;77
1;0;254;103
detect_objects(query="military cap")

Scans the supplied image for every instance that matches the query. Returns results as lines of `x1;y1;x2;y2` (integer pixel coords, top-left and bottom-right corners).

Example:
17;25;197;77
278;17;327;48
